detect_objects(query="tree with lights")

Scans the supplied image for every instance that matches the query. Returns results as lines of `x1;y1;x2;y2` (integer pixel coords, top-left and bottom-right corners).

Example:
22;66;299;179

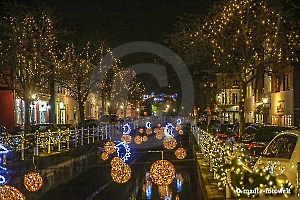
56;42;122;124
167;0;300;131
0;3;61;133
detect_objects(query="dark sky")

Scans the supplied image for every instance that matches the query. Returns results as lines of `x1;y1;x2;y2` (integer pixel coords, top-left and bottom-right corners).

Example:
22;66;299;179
44;0;214;47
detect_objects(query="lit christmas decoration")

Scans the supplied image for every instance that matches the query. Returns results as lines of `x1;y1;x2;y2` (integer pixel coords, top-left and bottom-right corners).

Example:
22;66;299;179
175;148;186;160
142;136;148;142
121;134;132;144
0;145;10;185
139;128;144;134
110;156;123;167
176;125;182;131
104;141;116;154
134;135;143;144
110;160;132;184
24;172;43;192
178;130;184;135
122;123;132;135
163;137;177;150
146;121;152;129
157;124;161;128
146;128;153;135
155;129;164;140
101;152;109;161
164;123;175;137
115;142;131;162
0;185;26;200
176;118;182;125
150;160;175;186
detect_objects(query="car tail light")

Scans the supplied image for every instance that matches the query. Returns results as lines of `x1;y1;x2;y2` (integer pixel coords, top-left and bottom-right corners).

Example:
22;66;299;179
247;143;263;150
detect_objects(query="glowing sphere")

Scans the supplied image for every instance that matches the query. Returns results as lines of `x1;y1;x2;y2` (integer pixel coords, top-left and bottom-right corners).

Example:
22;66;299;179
134;135;143;144
139;128;144;133
163;137;177;150
150;160;175;186
121;134;132;144
104;141;116;154
157;124;161;128
0;185;26;199
111;162;132;184
176;125;182;131
23;172;43;192
111;156;123;167
101;152;109;161
146;128;152;135
156;131;163;140
175;148;186;160
142;136;148;142
178;130;184;135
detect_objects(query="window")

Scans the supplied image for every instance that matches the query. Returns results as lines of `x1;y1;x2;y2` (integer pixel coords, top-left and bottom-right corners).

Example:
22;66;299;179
232;93;238;104
233;79;239;87
276;77;280;92
222;79;227;86
222;93;228;104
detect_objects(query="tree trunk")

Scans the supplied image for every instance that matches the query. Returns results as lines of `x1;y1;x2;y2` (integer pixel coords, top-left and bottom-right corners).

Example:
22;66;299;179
24;94;31;134
79;100;85;125
239;81;247;133
49;78;56;123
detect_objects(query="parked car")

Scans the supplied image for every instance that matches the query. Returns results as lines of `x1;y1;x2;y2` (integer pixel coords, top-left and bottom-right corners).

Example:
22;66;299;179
99;114;118;125
233;125;297;164
207;120;220;134
215;124;234;140
253;130;300;188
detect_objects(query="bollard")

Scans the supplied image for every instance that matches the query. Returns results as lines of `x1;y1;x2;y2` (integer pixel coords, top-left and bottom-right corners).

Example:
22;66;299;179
75;129;78;148
58;131;61;152
47;132;51;154
66;129;70;150
226;171;231;198
81;127;84;145
92;126;95;143
97;126;100;141
21;133;25;160
87;128;90;144
34;132;39;156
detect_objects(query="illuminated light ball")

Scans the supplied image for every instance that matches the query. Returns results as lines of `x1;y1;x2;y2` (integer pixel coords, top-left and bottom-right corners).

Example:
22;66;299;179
146;128;152;135
121;134;132;144
104;141;116;154
110;156;124;167
154;127;160;134
0;185;26;199
178;130;184;135
175;148;186;160
142;136;148;142
101;152;109;161
23;172;43;192
156;131;163;140
176;125;181;131
139;128;144;134
157;124;161;128
163;137;177;150
176;194;180;200
134;135;143;144
111;162;132;184
150;160;175;186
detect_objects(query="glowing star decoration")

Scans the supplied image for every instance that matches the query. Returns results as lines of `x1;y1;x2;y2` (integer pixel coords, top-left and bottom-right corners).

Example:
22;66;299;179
104;141;116;154
175;148;186;160
101;152;109;161
134;135;143;144
146;121;152;129
24;172;43;192
176;118;182;125
164;123;175;137
121;134;132;144
163;137;177;150
0;185;26;200
122;123;132;135
115;142;131;162
150;160;175;186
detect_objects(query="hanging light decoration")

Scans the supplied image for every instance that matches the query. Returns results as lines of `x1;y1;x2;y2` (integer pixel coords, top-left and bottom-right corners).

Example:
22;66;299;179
146;128;153;135
0;185;26;199
110;156;123;167
139;128;144;133
176;125;182;131
101;152;109;161
157;123;161;128
121;134;132;144
24;171;43;192
110;158;132;184
163;137;177;150
178;130;184;135
134;135;143;144
104;141;116;154
175;148;186;160
142;135;148;142
150;160;175;186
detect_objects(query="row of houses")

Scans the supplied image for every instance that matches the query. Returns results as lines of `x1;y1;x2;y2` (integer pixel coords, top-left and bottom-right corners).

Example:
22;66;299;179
198;61;300;127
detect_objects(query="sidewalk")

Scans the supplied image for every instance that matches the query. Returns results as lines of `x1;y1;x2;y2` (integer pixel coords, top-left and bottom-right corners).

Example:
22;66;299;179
196;151;226;200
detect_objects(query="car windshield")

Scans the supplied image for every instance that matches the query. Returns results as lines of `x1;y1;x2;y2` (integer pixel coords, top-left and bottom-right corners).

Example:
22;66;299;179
240;126;258;141
252;129;278;142
264;134;297;159
219;125;233;135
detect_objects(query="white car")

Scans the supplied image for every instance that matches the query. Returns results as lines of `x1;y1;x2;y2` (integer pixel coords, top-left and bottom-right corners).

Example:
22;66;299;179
253;130;300;188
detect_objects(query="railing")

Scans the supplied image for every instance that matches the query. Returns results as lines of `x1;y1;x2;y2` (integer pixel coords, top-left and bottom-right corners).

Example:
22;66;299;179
1;116;193;163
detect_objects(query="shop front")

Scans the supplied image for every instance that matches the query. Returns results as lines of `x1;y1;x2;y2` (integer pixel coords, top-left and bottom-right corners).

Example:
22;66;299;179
270;91;293;126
